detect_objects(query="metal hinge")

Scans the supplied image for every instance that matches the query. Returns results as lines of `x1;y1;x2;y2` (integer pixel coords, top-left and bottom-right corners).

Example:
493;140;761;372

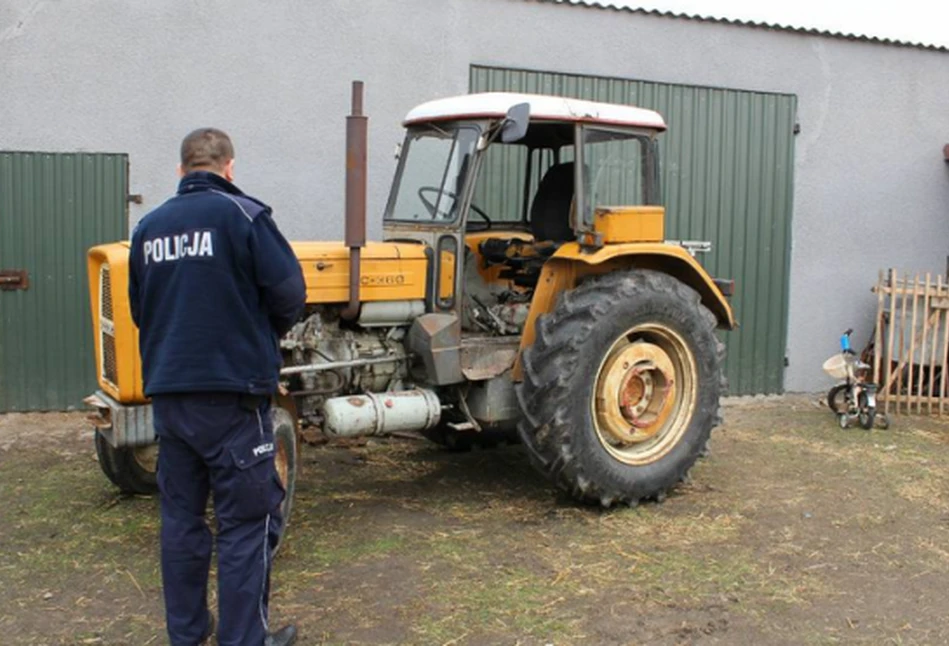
0;269;29;291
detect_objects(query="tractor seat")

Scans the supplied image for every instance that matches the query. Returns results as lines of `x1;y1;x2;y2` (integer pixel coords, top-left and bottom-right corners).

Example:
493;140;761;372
478;237;557;289
475;163;576;289
530;162;575;244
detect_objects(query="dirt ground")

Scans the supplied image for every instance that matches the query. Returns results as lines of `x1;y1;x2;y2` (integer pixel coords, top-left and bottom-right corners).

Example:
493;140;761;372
2;396;949;645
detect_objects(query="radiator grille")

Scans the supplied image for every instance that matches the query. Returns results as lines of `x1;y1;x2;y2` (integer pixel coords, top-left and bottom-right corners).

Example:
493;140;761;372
101;265;113;320
102;334;117;386
99;264;118;387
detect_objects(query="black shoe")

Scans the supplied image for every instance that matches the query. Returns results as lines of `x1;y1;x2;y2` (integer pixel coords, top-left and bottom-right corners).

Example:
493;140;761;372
199;611;216;644
265;624;298;646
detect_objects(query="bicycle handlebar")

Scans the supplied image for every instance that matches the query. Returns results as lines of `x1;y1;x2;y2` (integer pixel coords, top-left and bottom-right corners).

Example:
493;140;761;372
840;328;854;353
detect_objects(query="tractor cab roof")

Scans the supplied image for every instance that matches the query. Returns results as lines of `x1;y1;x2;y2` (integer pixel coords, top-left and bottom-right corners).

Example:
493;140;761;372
402;92;667;134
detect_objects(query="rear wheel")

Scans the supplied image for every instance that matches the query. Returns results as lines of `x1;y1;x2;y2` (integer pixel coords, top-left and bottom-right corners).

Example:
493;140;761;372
94;430;158;495
516;269;724;507
827;384;848;414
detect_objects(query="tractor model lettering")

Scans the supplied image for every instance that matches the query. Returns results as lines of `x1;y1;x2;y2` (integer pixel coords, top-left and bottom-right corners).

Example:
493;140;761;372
360;274;406;287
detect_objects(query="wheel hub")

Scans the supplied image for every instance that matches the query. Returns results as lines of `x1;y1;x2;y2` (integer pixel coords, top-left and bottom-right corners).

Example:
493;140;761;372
619;367;654;421
596;342;676;445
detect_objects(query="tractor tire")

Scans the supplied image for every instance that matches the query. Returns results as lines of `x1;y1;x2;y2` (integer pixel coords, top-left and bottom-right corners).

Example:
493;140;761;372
95;408;297;551
94;429;122;488
857;392;875;430
271;406;298;558
94;430;158;495
516;269;725;508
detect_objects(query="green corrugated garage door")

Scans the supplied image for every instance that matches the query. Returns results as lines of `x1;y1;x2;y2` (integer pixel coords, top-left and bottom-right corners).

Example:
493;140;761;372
0;152;128;411
471;65;797;395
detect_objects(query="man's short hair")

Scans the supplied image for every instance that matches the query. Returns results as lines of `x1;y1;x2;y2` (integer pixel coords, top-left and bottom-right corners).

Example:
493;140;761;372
180;128;234;173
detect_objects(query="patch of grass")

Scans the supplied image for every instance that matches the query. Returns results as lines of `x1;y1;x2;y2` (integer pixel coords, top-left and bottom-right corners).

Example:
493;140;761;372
0;450;165;644
1;454;161;591
727;413;949;515
312;534;407;567
411;564;579;644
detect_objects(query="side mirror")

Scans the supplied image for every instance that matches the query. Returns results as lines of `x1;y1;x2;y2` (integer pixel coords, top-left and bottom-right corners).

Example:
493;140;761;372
501;102;530;143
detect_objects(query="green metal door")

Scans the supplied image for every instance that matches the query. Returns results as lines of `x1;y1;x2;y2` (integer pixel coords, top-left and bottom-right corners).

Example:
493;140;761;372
0;152;128;411
470;65;797;395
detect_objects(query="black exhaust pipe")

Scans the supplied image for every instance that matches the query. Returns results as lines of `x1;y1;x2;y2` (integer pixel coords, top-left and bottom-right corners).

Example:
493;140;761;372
341;80;367;321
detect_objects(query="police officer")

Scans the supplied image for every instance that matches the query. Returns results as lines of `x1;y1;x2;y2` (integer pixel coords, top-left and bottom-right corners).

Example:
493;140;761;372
129;128;306;646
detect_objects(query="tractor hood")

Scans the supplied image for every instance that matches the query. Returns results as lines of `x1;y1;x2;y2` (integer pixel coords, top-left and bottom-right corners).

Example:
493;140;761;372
289;241;429;304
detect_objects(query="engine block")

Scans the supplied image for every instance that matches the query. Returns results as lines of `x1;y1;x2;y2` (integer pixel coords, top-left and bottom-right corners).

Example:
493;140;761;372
280;307;408;426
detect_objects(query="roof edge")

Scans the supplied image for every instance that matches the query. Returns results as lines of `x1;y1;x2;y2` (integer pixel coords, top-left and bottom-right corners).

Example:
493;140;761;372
531;0;949;53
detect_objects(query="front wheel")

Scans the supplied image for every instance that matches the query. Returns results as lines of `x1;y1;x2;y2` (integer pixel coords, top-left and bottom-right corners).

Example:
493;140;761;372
271;406;298;556
858;391;875;430
516;269;725;507
94;430;159;495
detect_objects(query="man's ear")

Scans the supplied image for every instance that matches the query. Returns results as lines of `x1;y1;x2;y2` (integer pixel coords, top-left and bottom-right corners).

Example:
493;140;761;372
177;163;185;178
224;158;235;182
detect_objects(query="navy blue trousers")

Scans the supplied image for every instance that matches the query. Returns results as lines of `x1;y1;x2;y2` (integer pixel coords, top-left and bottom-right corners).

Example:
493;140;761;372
153;393;284;646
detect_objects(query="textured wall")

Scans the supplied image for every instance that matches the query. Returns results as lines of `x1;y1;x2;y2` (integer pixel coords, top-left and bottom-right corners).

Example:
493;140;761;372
3;0;949;391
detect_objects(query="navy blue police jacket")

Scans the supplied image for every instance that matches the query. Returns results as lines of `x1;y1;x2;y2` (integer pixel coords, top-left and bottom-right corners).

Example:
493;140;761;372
128;171;306;396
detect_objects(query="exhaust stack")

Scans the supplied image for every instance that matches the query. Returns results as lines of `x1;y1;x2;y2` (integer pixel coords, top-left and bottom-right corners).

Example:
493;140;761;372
341;80;367;320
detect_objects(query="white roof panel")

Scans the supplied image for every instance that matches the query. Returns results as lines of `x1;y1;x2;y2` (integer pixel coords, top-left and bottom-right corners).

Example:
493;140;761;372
539;0;949;52
403;92;667;130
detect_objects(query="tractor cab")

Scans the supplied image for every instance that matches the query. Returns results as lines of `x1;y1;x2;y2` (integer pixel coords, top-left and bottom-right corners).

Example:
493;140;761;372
383;92;670;335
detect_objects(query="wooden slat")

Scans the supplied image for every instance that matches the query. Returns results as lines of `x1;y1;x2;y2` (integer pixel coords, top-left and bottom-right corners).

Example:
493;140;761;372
927;275;941;415
874;269;884;390
942;274;949;415
896;273;910;413
885;268;898;415
916;274;931;414
907;274;920;414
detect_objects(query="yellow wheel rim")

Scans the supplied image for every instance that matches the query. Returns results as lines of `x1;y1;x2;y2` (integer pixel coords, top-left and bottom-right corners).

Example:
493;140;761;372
592;324;697;466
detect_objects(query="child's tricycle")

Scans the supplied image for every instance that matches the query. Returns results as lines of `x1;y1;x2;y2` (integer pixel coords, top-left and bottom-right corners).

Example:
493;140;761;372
823;328;889;430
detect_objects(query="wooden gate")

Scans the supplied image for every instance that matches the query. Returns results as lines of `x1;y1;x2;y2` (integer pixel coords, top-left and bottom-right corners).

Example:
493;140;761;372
872;270;949;415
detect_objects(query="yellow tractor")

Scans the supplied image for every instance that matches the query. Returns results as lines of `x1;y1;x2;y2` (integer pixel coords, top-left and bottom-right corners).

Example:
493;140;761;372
85;82;735;520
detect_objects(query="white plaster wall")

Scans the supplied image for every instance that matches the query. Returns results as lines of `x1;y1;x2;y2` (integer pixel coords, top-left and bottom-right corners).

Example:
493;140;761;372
3;0;948;391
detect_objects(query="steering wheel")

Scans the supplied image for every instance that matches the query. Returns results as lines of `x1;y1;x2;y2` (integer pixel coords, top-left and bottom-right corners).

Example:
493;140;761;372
418;186;492;227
